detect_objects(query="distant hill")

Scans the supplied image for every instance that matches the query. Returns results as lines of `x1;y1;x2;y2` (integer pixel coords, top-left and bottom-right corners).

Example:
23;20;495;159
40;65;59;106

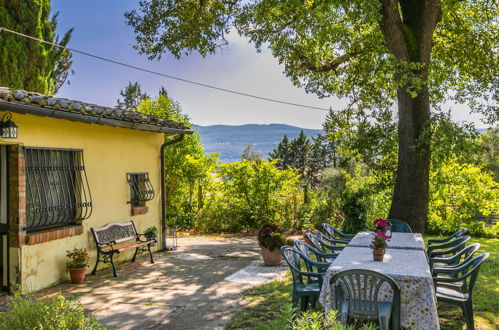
191;124;323;163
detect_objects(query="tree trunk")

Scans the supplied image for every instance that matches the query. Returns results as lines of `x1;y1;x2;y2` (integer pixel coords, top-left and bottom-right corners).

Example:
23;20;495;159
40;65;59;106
388;86;431;233
379;0;442;233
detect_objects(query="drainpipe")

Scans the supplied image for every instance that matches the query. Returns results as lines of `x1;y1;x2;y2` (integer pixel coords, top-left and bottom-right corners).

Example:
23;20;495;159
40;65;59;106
160;134;185;251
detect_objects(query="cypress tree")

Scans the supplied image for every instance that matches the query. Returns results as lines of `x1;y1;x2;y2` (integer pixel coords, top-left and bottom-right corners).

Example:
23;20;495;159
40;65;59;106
0;0;73;94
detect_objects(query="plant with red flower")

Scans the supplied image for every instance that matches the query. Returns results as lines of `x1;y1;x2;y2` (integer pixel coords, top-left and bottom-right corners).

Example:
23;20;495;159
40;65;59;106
372;218;391;232
370;230;390;249
262;227;273;234
258;223;290;251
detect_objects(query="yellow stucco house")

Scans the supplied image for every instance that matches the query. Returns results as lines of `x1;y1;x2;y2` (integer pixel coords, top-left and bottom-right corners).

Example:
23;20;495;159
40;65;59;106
0;87;192;292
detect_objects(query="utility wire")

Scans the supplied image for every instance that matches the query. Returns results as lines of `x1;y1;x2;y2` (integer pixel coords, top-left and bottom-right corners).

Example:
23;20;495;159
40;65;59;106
0;26;331;112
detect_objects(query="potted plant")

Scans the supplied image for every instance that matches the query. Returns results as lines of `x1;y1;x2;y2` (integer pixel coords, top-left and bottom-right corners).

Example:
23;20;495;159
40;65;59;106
370;230;390;261
144;226;158;240
258;223;291;266
66;248;90;284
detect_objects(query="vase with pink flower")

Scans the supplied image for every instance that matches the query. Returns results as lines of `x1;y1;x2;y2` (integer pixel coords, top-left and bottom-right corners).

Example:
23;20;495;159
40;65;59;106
370;230;390;261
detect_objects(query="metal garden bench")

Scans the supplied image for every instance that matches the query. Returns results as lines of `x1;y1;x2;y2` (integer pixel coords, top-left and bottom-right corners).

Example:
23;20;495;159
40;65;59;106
90;221;156;277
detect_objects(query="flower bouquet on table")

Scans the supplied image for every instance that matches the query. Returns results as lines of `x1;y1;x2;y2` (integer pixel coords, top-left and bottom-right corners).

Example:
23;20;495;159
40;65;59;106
258;223;292;266
370;230;390;261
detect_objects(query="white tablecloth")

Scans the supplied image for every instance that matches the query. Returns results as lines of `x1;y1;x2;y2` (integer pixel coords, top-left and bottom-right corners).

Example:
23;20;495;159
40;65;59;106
319;246;439;330
348;231;425;250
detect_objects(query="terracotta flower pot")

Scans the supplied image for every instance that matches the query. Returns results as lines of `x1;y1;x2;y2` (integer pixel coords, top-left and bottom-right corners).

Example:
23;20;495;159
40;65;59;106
68;267;87;284
372;248;385;261
261;247;282;266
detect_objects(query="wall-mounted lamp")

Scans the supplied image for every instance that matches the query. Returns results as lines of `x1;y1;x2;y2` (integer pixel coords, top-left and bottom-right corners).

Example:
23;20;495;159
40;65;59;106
0;113;18;139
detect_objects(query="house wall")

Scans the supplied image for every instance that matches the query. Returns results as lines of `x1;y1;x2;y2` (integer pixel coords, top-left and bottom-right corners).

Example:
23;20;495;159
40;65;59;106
0;111;164;292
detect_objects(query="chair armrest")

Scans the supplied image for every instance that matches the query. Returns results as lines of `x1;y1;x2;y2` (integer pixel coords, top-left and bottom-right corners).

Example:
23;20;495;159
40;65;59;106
433;276;462;284
322;235;349;245
429;251;462;266
428;243;464;258
317;251;340;259
306;259;331;270
340;234;355;240
428;237;452;245
320;240;344;253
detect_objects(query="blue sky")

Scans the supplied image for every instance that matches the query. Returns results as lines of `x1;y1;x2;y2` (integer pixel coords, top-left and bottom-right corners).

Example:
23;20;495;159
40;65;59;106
51;1;485;129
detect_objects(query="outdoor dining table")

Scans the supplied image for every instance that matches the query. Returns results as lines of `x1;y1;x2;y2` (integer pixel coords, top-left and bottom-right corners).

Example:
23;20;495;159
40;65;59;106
319;245;439;330
348;231;425;250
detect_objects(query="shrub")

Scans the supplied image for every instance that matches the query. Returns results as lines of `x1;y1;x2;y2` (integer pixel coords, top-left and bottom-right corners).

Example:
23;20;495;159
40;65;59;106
195;194;245;233
196;159;302;233
0;293;104;329
259;304;379;330
428;161;499;236
340;188;368;234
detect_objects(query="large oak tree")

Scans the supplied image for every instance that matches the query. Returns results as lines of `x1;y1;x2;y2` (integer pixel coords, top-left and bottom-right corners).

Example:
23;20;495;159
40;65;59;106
125;0;497;232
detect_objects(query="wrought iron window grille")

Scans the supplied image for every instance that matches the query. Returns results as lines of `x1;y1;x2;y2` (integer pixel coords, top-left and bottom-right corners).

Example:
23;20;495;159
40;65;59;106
25;147;92;232
127;172;155;205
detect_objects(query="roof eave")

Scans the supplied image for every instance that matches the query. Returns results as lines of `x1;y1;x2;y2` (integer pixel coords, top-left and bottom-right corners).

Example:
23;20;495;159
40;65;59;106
0;101;193;135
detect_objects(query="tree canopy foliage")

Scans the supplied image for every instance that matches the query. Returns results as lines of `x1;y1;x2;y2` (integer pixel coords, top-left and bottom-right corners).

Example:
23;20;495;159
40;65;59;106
125;0;497;119
0;0;73;94
126;0;497;232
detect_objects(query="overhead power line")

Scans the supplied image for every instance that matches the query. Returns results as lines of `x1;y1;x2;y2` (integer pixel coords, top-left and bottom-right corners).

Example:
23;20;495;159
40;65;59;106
0;26;331;112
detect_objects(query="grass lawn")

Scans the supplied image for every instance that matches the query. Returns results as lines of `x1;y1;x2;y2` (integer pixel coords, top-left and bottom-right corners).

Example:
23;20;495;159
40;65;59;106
226;236;498;330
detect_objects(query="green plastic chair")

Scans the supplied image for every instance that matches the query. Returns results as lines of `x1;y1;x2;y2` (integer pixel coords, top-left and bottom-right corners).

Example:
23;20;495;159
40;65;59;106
280;246;330;311
429;243;480;272
433;253;489;330
427;228;468;246
427;235;471;259
294;239;338;264
322;223;355;241
316;230;349;247
306;232;345;255
387;219;412;233
330;269;401;330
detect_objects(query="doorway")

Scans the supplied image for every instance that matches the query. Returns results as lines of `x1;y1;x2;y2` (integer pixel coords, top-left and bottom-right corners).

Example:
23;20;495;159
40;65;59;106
0;145;9;291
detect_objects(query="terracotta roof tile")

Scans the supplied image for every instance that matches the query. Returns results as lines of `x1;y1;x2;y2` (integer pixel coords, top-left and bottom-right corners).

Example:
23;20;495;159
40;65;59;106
0;87;189;132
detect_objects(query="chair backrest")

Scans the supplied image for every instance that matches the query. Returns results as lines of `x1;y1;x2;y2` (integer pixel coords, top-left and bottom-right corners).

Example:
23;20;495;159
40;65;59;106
294;239;313;258
305;232;325;252
294;239;331;263
388;219;412;233
330;269;401;320
322;223;338;238
281;246;305;287
281;245;326;286
450;253;489;295
453;228;468;239
428;235;471;257
464;253;489;294
455;243;480;265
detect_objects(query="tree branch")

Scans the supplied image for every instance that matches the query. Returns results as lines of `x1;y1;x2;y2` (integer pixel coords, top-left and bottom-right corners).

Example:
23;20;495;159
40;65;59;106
379;0;410;60
290;45;357;73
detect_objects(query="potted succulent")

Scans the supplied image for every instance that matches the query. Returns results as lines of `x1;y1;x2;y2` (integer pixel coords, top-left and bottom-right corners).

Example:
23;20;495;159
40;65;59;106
370;230;390;261
66;248;90;284
258;223;291;266
144;226;158;241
